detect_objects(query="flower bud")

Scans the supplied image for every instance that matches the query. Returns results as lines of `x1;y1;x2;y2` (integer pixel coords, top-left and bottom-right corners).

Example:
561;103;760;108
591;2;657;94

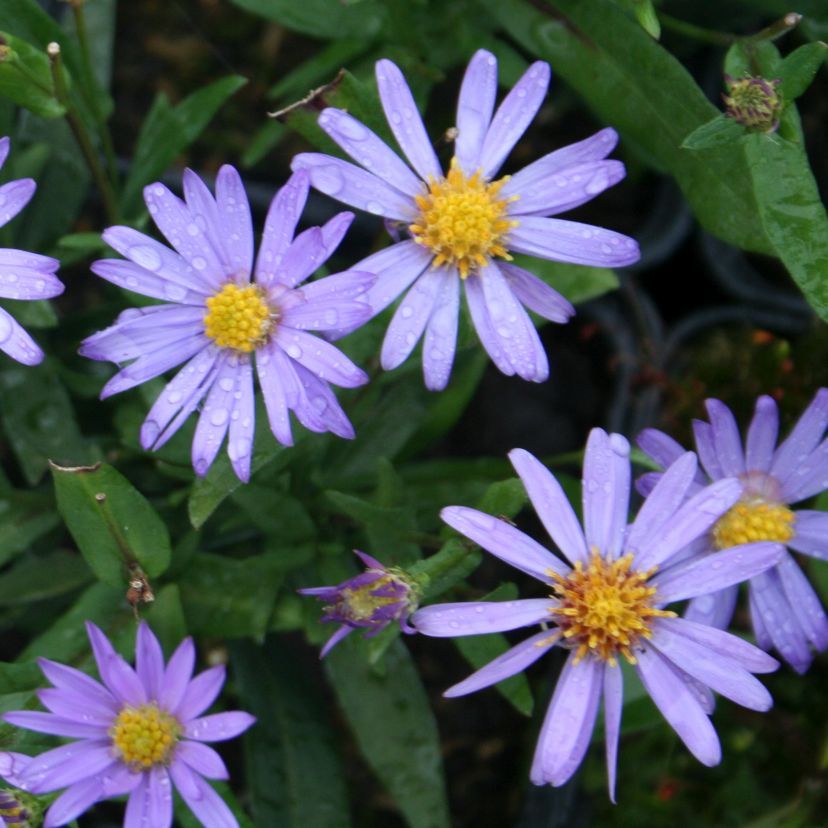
723;74;783;133
299;551;419;656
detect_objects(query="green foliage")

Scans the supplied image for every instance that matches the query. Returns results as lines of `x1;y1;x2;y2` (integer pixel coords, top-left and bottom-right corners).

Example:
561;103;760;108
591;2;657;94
51;461;171;587
120;76;248;219
0;32;65;119
233;639;350;827
326;637;450;828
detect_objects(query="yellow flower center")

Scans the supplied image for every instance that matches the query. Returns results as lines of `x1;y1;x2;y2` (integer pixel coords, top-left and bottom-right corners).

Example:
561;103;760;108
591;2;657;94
204;283;272;352
712;498;795;549
341;575;401;622
409;159;518;279
550;550;674;666
111;704;181;770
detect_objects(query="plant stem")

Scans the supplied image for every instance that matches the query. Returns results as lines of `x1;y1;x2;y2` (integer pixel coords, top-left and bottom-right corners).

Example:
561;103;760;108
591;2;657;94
69;0;120;191
47;41;119;224
659;13;735;46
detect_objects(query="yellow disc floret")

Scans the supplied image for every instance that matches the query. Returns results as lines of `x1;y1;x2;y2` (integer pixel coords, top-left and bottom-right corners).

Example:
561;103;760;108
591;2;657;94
550;550;674;666
410;159;518;279
111;704;181;770
713;498;795;550
204;283;272;352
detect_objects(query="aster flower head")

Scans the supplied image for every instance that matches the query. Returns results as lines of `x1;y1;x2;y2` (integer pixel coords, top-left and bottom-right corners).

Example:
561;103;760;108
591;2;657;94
299;550;418;656
3;622;255;828
81;168;375;482
291;49;639;391
638;390;828;673
0;137;64;365
413;431;784;798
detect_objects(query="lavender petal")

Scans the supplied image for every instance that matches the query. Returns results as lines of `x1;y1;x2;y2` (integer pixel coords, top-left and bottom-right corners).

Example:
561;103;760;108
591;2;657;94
603;664;623;803
478;261;548;382
227;357;255;483
499;262;574;324
692;420;725;480
788;510;828;560
626;452;697;557
776;553;828;652
658;616;778;674
125;767;173;828
412;598;553;637
86;622;147;706
479;61;550;179
0;263;64;301
317;108;422;197
463;275;515;376
43;777;104;828
0;178;36;226
136;623;165;702
633;478;742;570
529;653;602;786
191;354;236;478
3;711;107;740
170;761;238;828
648;625;772;711
422;266;460;391
185;711;256;743
445;629;558;697
441;505;568;582
770;387;828;481
256;343;294;446
684;586;739;630
176;741;229;780
508;447;589;565
705;399;746;477
161;636;195;710
21;740;113;793
582;429;630;559
215;165;254;279
508;216;640;268
276;327;368;388
745;395;779;473
454;49;498;174
291;153;415;221
636;428;687;472
652;541;785;602
0;307;44;366
375;59;441;181
175;666;226;722
635;644;721;766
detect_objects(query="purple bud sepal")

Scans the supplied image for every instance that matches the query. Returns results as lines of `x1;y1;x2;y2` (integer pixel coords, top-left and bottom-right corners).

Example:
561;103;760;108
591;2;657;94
299;550;420;657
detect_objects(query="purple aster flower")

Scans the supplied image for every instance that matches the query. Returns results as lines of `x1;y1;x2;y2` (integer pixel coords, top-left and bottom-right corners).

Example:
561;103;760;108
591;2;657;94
3;622;255;828
81;168;375;481
0;137;64;365
412;431;784;798
638;391;828;673
299;550;418;656
291;49;639;390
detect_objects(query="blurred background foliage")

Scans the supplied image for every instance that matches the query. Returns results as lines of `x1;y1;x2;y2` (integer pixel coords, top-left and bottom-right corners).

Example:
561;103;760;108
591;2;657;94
0;0;826;825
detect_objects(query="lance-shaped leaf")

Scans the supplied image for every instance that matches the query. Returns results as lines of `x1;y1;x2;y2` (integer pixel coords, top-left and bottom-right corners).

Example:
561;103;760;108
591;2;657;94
51;461;171;588
0;31;66;118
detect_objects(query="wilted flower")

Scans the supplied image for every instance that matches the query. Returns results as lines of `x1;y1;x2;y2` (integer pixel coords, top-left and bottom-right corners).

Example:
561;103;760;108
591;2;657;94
0;137;64;365
81;168;374;481
723;74;783;132
638;391;828;672
0;755;37;828
3;622;255;828
413;432;783;797
299;550;418;656
292;49;639;390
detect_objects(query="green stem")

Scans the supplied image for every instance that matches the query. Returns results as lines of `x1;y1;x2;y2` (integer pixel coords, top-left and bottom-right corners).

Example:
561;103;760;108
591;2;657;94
69;0;120;190
658;13;735;46
47;42;119;224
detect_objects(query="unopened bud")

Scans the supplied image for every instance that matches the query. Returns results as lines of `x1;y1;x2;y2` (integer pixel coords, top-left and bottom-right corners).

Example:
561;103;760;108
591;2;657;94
723;74;783;133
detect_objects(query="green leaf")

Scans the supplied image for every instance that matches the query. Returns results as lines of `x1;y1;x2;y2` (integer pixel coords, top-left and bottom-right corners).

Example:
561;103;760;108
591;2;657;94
178;552;285;639
228;0;385;40
188;440;292;530
326;489;420;565
145;583;188;655
681;115;745;151
744;130;828;319
51;461;171;588
120;76;247;218
20;581;125;662
493;0;773;255
0;661;43;694
780;42;828;101
326;637;450;828
0;489;61;567
0;360;97;484
452;583;534;716
233;639;350;828
476;477;526;518
408;538;480;600
0;32;65;118
0;549;91;605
